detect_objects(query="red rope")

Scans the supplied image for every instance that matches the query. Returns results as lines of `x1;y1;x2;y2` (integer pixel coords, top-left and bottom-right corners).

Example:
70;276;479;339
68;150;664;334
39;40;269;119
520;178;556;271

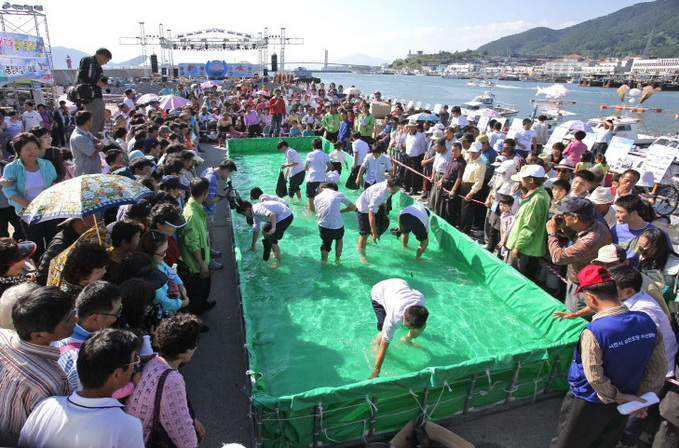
390;157;568;284
389;157;487;206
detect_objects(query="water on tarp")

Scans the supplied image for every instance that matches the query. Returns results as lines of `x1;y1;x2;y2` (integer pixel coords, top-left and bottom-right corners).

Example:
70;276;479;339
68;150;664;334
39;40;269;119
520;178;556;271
231;151;551;397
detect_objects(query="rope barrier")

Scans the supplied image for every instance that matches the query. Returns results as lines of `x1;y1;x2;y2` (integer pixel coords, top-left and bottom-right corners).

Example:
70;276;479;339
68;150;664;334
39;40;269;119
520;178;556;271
390;156;569;285
389;156;487;206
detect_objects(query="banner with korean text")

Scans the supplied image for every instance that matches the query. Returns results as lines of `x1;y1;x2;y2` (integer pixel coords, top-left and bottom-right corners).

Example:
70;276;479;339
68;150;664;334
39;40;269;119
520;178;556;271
0;32;52;83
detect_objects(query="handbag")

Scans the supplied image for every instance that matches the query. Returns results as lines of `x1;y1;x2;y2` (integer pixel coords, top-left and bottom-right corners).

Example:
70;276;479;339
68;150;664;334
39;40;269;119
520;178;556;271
66;83;95;105
146;369;177;448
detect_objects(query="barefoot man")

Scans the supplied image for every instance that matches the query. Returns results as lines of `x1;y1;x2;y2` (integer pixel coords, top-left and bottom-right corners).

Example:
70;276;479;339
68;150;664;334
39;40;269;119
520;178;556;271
370;278;429;379
355;175;401;265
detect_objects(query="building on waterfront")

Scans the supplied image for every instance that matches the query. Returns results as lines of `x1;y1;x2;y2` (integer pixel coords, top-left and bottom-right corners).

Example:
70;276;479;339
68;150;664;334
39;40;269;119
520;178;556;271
630;58;679;77
581;58;633;76
543;54;596;77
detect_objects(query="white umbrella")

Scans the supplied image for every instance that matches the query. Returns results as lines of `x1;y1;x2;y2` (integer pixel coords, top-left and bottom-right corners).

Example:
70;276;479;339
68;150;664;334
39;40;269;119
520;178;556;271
345;87;361;96
201;80;220;89
158;95;190;110
558;120;594;133
136;93;159;105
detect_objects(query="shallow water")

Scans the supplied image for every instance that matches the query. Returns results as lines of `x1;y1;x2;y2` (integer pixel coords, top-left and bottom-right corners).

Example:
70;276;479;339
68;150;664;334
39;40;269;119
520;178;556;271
231;151;553;397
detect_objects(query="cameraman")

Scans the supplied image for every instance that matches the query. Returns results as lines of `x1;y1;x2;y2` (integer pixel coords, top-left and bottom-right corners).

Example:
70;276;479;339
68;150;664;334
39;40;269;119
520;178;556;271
547;196;612;314
201;159;237;270
77;48;112;138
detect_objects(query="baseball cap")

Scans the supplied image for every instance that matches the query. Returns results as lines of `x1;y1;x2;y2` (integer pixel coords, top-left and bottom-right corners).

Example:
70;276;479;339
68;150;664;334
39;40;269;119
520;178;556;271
160;175;188;191
556;196;594;218
467;142;483;153
591;244;621;264
156;206;187;228
461;133;475;142
431;130;445;140
496;160;517;175
589;187;614;205
575;265;615;294
1;241;36;266
491;155;507;167
510;165;546;181
476;134;489;143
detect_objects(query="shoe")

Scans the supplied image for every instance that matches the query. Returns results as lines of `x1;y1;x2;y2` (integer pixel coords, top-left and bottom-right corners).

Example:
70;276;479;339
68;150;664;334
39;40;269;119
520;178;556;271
208;259;223;270
210;249;222;258
262;237;272;261
472;230;485;239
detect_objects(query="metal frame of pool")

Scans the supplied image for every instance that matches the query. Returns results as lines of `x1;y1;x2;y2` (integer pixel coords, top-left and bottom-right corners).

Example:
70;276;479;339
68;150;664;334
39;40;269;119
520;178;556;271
225;137;585;448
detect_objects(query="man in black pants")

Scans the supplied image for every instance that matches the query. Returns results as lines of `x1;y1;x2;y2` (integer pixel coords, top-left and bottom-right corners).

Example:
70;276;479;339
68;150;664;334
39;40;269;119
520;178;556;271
458;142;486;235
403;122;427;195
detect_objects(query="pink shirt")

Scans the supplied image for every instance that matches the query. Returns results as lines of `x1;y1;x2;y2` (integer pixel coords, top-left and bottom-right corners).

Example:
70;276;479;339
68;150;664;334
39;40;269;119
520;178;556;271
562;140;587;165
125;356;197;448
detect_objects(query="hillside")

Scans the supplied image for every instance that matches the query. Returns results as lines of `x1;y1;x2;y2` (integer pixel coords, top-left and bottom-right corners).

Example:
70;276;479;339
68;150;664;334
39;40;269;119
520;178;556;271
477;0;679;58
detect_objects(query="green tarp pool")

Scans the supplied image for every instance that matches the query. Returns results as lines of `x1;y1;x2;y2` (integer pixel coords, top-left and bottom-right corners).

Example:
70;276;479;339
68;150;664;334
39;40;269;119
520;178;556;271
225;137;585;447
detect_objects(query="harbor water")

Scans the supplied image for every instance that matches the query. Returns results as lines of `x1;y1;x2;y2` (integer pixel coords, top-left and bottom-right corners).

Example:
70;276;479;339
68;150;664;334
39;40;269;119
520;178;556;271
315;74;679;137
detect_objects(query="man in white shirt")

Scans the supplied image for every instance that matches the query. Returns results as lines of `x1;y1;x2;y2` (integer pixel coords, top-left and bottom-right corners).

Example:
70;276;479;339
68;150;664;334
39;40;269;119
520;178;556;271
355;176;401;265
351;132;370;168
369;278;428;379
304;138;333;212
19;328;144;448
531;115;549;151
403;121;428;195
236;199;294;269
449;106;468;136
396;204;430;259
314;182;355;263
123;88;136;111
611;265;677;378
357;145;394;189
514;118;537;157
21;100;42;132
278;140;305;200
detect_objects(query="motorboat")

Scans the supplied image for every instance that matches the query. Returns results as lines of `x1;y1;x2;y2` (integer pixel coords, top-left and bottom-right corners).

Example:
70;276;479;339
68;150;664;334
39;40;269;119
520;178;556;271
586;116;656;147
460;90;519;118
467;79;495;88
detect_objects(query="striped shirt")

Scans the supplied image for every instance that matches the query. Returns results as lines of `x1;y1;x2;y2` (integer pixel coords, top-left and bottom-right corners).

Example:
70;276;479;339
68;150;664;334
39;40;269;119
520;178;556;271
0;329;70;446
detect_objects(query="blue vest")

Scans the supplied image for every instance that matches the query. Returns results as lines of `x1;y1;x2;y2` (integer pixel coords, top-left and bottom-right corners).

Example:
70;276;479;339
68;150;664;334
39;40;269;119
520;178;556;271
568;310;657;403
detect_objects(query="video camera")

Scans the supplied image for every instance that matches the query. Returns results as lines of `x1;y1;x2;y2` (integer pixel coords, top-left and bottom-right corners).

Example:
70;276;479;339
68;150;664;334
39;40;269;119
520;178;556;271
222;180;241;210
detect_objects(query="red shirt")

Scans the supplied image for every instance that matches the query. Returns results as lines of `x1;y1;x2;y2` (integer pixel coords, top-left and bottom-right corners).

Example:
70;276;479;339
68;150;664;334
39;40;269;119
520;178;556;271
268;96;286;114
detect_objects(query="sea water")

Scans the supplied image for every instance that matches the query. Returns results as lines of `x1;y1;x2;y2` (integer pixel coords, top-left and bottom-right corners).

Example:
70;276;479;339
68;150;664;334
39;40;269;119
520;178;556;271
231;151;555;397
316;74;679;136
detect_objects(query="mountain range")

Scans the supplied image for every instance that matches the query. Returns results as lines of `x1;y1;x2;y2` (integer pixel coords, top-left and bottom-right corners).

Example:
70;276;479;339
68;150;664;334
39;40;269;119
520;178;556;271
50;47;149;69
477;0;679;58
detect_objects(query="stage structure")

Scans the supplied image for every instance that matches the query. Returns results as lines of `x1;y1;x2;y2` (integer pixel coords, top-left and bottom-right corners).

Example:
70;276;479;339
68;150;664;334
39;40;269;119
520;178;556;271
119;25;303;77
0;3;56;99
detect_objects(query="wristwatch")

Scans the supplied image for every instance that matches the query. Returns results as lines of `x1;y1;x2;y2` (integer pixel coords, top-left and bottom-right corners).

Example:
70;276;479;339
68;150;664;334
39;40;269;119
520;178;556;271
548;232;558;237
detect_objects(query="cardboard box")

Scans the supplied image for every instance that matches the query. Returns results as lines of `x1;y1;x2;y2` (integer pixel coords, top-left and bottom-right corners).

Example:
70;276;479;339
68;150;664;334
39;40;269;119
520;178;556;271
370;102;392;119
389;421;474;448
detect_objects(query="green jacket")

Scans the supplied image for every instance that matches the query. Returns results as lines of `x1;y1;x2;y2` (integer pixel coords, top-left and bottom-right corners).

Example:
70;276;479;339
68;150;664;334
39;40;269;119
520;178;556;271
321;112;341;133
354;113;374;137
505;186;550;257
179;197;210;274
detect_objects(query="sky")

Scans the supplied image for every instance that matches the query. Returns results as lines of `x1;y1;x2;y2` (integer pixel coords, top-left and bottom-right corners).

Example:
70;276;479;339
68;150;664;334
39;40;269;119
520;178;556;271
24;0;651;66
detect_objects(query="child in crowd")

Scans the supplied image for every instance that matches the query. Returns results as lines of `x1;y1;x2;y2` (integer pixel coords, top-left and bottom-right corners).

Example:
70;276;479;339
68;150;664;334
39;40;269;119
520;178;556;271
549;179;571;216
593;152;609;175
575;150;593;172
497;194;515;258
288;122;302;137
302;123;315;137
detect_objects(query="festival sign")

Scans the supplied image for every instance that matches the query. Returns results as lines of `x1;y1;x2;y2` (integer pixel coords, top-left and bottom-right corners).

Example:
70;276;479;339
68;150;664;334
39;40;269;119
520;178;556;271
582;132;597;150
640;144;679;184
177;63;206;79
543;126;569;152
205;60;228;78
225;62;256;78
476;116;490;133
605;137;635;173
505;117;523;139
0;32;52;83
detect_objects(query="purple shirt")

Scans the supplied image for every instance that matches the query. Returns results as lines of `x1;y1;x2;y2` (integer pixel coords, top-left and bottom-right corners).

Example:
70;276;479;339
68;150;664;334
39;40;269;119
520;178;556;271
243;110;259;127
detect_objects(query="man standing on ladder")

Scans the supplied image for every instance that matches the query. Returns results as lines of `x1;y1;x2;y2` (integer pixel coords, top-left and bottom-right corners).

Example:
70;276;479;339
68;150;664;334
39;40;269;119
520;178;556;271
76;48;112;138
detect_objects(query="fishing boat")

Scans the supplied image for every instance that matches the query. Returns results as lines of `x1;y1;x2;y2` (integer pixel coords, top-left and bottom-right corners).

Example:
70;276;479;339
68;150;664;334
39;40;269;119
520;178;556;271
586;116;656;147
467;79;495;88
460;90;518;118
